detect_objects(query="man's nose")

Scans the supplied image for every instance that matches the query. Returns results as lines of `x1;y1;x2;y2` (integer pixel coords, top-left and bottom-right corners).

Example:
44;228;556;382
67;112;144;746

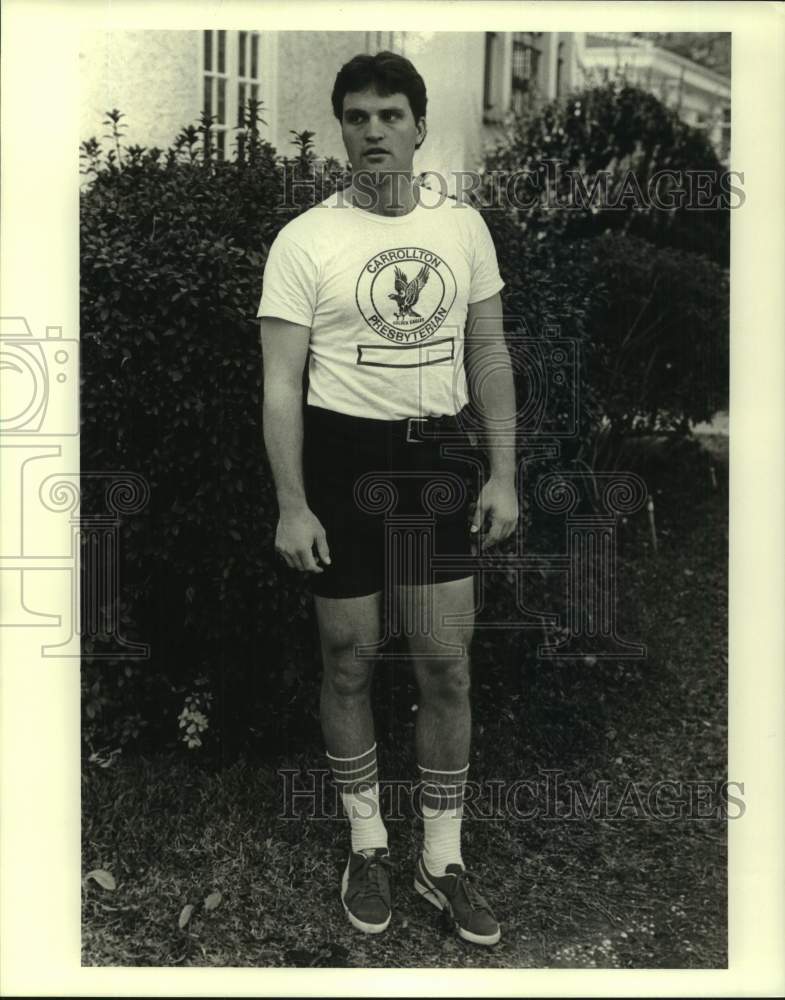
364;116;385;140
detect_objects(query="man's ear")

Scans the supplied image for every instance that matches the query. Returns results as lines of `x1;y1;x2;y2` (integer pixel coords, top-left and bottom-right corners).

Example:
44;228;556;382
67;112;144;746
414;117;427;151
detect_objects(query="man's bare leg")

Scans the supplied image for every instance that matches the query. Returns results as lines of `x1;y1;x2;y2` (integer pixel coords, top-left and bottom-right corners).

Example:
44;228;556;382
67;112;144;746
400;575;501;944
402;575;474;870
315;592;381;758
315;590;392;933
399;576;475;775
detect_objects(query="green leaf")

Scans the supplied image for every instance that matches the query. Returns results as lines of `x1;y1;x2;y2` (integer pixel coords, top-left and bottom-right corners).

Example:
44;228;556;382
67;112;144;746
178;903;194;928
204;890;222;911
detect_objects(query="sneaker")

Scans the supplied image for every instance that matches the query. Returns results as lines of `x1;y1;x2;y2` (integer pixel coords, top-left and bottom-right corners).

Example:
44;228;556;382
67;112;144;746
340;847;393;934
414;855;501;946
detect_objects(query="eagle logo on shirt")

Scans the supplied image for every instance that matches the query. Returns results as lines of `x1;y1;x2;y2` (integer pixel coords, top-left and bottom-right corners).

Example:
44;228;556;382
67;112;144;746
356;246;457;345
388;264;430;320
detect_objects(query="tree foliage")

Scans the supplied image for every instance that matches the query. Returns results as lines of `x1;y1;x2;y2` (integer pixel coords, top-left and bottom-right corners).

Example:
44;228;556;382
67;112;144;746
480;80;730;265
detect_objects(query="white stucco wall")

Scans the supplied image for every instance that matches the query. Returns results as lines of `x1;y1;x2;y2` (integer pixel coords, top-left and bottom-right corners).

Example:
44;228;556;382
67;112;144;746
273;31;368;163
80;30;201;153
402;32;487;188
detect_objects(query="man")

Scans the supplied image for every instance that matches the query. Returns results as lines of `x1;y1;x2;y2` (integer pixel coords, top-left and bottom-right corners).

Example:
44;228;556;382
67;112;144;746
258;51;517;947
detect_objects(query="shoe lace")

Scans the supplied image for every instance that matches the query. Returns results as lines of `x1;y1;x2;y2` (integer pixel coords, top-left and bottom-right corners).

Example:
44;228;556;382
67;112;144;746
451;868;494;915
353;851;393;903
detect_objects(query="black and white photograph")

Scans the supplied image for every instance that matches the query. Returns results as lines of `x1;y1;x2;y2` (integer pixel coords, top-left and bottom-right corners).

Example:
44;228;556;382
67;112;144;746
1;0;784;994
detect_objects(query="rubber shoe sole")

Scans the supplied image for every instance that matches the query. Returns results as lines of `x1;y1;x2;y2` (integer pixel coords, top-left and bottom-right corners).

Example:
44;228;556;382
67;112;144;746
414;868;501;946
341;858;391;934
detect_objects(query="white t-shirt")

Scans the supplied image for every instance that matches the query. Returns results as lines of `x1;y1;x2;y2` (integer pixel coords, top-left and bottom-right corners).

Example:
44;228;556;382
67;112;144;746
257;186;505;420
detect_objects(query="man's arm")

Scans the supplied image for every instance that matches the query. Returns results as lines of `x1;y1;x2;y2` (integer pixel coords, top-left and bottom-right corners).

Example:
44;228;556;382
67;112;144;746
260;316;330;573
464;292;519;549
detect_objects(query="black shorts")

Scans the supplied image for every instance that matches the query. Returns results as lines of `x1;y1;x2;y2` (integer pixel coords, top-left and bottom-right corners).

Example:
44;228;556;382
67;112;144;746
303;404;479;599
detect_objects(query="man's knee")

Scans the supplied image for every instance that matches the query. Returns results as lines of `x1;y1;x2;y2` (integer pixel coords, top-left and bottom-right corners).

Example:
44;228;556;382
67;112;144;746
415;654;471;704
322;642;374;698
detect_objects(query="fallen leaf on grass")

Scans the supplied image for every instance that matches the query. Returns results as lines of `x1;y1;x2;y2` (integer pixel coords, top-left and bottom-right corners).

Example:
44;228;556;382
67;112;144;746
178;904;194;929
85;869;116;891
204;891;222;911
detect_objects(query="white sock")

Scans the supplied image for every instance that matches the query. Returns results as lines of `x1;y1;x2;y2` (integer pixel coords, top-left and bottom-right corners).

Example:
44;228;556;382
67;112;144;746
419;762;469;876
340;784;389;855
327;743;388;855
422;802;464;876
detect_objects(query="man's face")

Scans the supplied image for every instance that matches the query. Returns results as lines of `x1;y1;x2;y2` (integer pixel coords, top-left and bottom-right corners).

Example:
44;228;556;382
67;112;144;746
340;86;426;177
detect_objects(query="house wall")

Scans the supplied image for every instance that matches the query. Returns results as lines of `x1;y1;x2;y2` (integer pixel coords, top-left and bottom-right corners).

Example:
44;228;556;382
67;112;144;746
273;31;368;163
80;30;201;153
79;30;730;173
401;32;487;188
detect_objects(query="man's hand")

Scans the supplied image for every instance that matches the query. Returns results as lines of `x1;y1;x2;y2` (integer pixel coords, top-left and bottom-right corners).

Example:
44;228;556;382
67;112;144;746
470;478;518;551
275;507;331;572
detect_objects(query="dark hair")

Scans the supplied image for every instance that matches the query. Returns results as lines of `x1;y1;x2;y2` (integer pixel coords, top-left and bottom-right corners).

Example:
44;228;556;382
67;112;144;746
331;51;427;123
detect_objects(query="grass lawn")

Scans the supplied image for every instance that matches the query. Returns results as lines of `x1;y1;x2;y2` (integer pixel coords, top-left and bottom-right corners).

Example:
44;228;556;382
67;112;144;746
82;441;728;968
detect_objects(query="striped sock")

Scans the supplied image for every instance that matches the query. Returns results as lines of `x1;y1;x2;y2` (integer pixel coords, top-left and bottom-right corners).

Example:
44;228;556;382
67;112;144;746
327;743;388;856
418;762;469;876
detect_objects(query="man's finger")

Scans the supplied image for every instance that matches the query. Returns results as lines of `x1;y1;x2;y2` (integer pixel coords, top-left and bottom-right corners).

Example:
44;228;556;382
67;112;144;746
470;500;484;535
502;519;518;542
485;518;517;550
299;547;323;573
315;532;332;566
481;514;506;549
482;529;502;550
491;520;510;545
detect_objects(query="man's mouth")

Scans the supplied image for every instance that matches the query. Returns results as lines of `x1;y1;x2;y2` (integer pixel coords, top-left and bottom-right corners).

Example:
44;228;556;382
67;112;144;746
364;149;390;156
